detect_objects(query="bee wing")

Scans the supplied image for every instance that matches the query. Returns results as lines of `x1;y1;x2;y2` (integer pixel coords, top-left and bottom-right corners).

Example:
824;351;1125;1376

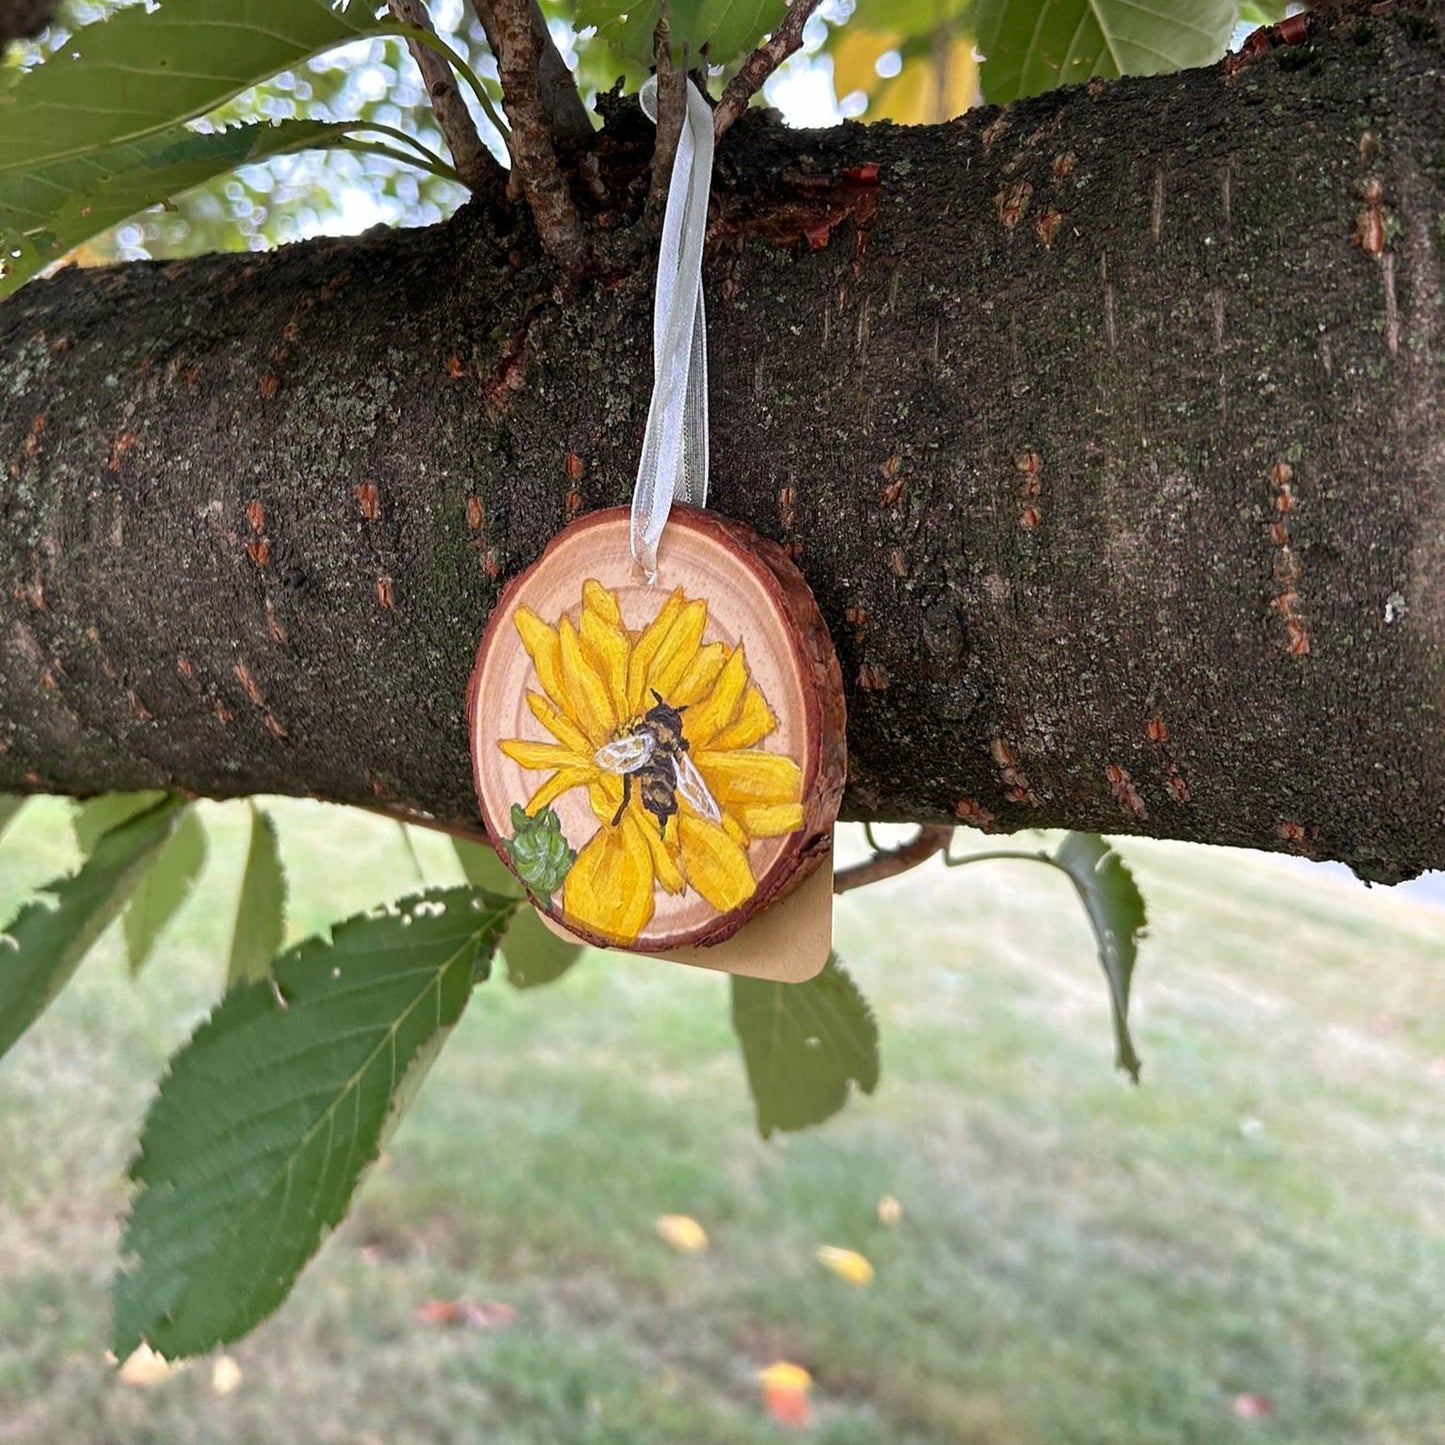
594;732;654;773
670;751;722;825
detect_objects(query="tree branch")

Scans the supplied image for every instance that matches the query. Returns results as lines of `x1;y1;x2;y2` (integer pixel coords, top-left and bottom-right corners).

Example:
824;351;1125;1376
834;826;955;893
713;0;822;140
488;0;592;271
1;9;1441;882
385;0;506;200
467;0;592;148
644;8;688;237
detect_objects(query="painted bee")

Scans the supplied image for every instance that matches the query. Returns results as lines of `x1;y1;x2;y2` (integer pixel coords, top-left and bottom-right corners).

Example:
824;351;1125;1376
594;691;722;835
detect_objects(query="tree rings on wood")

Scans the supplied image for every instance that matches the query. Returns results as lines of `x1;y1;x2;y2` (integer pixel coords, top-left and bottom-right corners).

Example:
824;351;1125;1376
468;505;845;953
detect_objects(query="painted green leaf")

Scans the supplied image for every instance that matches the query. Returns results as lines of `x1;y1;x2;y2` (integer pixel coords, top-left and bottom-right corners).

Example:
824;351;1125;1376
976;0;1237;102
1;118;352;298
453;838;584;989
0;797;184;1061
503;804;576;899
113;887;513;1360
0;0;382;177
226;803;286;988
1053;832;1147;1081
123;808;208;975
730;954;880;1139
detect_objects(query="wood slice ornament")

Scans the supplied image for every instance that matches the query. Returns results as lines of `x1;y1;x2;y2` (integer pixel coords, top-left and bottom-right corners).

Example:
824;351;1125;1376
468;506;845;975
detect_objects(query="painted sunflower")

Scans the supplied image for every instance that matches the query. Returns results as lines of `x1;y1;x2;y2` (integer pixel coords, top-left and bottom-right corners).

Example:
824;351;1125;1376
499;579;804;944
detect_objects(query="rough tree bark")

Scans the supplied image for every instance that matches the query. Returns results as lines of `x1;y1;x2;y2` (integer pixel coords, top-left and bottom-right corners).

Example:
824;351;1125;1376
1;9;1441;883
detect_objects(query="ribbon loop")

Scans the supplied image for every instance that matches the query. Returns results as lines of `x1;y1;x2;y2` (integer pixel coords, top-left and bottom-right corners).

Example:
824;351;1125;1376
633;76;714;579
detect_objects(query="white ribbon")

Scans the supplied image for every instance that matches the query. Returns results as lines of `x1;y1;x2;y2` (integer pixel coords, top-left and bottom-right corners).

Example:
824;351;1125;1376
633;75;714;579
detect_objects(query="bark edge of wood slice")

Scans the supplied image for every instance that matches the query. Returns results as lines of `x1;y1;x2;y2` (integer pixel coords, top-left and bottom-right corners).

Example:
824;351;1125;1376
468;505;845;953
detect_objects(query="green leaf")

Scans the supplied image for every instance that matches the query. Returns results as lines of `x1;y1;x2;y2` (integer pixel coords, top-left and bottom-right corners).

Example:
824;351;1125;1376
226;803;285;988
73;790;169;856
453;838;584;989
113;886;514;1360
975;0;1237;102
576;0;661;67
123;808;208;975
1238;3;1292;24
0;0;382;178
0;796;184;1061
1053;832;1147;1082
0;795;27;843
1;118;354;299
697;0;788;65
730;954;880;1139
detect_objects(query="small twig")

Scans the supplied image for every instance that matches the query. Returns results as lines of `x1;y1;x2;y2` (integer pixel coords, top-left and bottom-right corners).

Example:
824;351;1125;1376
466;0;591;146
712;0;823;141
340;137;461;185
385;0;506;197
489;0;592;271
644;8;688;237
834;824;955;894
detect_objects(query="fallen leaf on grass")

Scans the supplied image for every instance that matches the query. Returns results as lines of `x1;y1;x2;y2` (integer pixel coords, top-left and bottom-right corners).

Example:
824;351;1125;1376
816;1245;874;1285
877;1195;902;1224
656;1213;709;1253
116;1343;183;1387
211;1355;242;1396
759;1360;813;1429
414;1298;517;1329
1232;1392;1276;1419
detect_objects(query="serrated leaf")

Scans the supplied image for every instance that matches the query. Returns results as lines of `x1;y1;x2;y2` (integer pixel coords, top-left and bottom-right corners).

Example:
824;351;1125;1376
1053;832;1147;1081
74;790;169;856
123;808;208;975
698;0;788;65
226;803;285;988
113;886;514;1360
0;0;382;177
452;838;584;989
576;0;661;65
0;796;184;1061
976;0;1236;102
1;118;353;298
730;954;880;1139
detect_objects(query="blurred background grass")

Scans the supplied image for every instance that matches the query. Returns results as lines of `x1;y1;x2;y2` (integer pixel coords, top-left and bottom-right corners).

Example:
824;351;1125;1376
0;799;1441;1443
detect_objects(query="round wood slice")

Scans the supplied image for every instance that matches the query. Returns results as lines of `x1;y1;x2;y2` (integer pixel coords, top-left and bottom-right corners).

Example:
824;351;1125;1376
468;505;845;953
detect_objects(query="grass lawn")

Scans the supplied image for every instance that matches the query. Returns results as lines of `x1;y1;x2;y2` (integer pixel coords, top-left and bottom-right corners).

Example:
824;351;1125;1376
0;799;1442;1444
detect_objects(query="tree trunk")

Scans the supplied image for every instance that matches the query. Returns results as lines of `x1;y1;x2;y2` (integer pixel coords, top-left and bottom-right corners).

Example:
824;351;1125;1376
1;8;1441;882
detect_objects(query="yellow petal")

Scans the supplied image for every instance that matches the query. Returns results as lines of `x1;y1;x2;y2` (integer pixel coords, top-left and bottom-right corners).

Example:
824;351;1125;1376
588;772;624;826
720;811;749;849
816;1245;874;1286
527;689;591;754
626;588;684;712
670;642;727;708
678;813;756;914
582;577;623;627
709;685;776;751
695;749;803;808
514;608;568;712
738;802;804;837
501;738;585;772
563;816;655;944
684;647;748;748
655;1214;708;1252
646;598;709;700
580;604;630;721
527;766;596;814
638;808;686;893
559;615;616;745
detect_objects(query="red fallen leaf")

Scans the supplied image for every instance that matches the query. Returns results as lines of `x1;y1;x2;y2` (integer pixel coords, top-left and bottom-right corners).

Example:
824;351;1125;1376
415;1299;516;1330
1232;1393;1276;1419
